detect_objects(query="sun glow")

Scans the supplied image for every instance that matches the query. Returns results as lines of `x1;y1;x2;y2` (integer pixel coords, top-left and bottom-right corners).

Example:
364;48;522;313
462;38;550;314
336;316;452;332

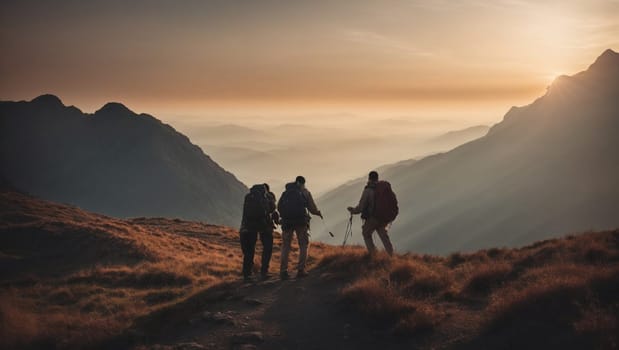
543;71;563;85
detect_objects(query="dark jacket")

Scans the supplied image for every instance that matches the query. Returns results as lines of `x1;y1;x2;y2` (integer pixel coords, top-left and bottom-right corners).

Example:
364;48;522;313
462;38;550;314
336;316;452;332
241;185;277;232
278;182;320;227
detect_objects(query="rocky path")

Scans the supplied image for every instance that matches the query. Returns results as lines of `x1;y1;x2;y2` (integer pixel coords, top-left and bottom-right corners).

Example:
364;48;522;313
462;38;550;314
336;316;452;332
136;267;413;350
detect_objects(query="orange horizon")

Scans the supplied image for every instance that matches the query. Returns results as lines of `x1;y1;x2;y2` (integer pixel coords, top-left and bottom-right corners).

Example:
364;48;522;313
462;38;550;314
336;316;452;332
1;1;617;120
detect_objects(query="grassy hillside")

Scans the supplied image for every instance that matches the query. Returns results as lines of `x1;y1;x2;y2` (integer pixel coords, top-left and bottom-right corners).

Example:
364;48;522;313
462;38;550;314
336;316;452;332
1;191;617;349
0;190;231;348
0;191;334;349
321;231;619;349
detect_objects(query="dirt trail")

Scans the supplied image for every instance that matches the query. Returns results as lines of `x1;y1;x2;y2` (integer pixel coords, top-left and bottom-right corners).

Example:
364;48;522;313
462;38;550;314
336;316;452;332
133;266;414;350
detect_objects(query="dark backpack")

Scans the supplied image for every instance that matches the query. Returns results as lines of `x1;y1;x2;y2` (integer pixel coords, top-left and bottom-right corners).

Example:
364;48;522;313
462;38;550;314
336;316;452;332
373;181;398;223
278;182;307;224
243;184;270;230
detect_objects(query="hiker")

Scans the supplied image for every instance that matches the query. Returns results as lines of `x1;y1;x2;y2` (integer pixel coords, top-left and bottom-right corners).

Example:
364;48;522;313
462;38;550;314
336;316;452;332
347;171;398;256
240;183;279;281
278;176;323;280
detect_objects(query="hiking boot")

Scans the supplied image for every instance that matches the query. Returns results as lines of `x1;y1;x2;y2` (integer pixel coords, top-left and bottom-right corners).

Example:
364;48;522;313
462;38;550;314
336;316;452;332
280;271;290;280
260;272;271;281
296;269;309;278
243;275;254;283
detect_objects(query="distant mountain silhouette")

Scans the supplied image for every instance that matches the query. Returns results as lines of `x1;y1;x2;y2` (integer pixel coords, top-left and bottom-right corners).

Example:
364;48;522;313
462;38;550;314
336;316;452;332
0;95;247;226
317;49;619;254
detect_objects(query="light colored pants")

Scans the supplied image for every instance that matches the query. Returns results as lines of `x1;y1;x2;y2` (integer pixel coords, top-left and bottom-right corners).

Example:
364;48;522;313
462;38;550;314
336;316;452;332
280;224;310;272
362;217;394;255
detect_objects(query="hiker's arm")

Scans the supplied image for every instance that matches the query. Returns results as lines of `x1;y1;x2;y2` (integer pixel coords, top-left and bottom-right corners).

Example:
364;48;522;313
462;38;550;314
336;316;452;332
240;195;249;229
267;192;280;225
304;190;322;217
277;196;283;213
267;192;277;213
348;188;370;215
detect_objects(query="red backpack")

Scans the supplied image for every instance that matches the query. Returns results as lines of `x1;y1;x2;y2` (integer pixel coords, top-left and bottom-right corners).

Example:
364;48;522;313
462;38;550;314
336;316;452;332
373;181;399;223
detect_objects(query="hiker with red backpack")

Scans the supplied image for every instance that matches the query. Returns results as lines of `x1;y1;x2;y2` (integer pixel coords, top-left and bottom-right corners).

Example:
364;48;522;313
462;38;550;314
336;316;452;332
278;176;323;280
347;171;398;256
240;183;279;282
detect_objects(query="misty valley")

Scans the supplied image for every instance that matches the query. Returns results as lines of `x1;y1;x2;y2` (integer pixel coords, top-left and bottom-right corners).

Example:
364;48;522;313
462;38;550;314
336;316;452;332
174;116;489;196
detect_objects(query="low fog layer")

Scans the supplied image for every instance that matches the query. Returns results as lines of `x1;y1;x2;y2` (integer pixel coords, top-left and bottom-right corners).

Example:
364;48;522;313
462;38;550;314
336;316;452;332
175;115;490;195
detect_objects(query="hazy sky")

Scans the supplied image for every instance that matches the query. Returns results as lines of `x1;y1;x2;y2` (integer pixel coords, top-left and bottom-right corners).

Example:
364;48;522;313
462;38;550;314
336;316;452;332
1;0;618;119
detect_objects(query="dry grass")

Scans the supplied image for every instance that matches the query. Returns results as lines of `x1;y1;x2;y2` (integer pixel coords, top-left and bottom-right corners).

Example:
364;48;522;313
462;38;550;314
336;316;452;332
0;191;247;349
394;303;443;335
321;251;451;335
461;262;512;295
320;230;619;348
0;296;39;347
0;191;337;349
2;191;618;349
341;277;414;323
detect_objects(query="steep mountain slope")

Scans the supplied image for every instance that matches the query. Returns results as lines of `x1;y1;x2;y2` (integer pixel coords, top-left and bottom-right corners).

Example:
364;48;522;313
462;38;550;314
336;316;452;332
0;96;247;226
317;49;619;254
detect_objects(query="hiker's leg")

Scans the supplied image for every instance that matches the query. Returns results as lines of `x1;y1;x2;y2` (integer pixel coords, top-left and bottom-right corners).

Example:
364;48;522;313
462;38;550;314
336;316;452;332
361;220;377;254
260;230;274;275
376;224;394;256
296;225;310;272
240;231;258;277
280;229;293;273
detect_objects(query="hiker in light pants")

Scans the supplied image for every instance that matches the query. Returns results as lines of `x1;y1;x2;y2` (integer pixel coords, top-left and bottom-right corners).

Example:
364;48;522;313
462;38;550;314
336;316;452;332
278;176;322;280
348;171;396;256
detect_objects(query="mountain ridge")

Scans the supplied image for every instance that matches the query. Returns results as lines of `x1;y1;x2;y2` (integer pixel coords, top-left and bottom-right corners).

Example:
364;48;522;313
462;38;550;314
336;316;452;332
0;95;247;226
590;48;619;70
316;48;619;254
95;102;136;117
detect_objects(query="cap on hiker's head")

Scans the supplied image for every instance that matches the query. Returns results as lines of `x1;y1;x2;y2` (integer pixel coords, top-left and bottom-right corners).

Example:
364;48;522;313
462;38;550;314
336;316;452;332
369;171;379;181
295;176;306;185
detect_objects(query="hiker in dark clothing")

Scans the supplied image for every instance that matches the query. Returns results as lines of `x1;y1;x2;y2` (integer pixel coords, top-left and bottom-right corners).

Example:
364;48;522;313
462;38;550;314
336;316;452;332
347;171;397;256
278;176;322;280
240;183;279;281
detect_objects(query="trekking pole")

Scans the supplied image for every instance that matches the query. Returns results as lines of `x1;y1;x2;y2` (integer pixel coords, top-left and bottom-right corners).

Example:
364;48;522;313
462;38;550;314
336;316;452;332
320;217;335;237
342;214;353;246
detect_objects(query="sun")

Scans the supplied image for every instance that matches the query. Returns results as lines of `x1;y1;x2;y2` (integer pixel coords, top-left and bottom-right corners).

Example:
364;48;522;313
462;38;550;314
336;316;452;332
543;71;563;85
